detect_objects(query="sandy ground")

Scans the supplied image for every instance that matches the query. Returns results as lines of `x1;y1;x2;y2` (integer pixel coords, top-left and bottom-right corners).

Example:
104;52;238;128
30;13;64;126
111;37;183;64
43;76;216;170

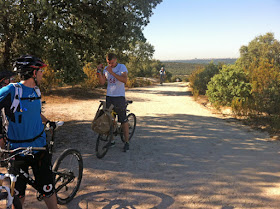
3;82;280;209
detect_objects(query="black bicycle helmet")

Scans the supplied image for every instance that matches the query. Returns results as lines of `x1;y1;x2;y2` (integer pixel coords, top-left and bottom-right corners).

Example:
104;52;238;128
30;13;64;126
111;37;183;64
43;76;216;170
13;55;47;79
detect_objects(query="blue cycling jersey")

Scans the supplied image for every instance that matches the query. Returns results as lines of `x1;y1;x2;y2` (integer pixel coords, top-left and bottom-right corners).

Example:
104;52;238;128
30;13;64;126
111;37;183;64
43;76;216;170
0;83;46;150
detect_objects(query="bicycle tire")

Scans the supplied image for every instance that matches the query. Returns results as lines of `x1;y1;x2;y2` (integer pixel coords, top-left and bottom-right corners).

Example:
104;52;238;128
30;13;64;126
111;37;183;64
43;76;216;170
127;113;136;141
96;126;113;159
120;113;136;142
52;148;83;205
0;192;22;209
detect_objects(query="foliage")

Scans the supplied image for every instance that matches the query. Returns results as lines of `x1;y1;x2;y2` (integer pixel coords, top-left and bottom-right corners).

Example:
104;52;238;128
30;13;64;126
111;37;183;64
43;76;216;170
82;63;99;90
236;33;280;115
162;62;205;76
126;77;151;88
189;62;221;97
125;41;161;78
249;58;280;115
40;63;61;93
237;33;280;71
0;0;163;84
165;58;237;65
206;65;252;114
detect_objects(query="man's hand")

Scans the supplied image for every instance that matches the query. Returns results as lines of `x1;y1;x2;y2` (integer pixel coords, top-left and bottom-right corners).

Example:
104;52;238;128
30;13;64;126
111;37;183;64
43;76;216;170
97;64;103;74
106;65;113;74
46;120;56;130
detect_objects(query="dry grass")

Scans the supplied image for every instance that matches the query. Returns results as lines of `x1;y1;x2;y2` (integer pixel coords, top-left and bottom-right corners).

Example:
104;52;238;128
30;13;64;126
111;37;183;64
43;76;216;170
195;95;280;138
42;85;106;104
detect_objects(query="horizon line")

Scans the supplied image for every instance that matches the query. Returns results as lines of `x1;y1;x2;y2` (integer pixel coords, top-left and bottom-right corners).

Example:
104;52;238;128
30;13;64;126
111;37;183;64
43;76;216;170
159;57;239;61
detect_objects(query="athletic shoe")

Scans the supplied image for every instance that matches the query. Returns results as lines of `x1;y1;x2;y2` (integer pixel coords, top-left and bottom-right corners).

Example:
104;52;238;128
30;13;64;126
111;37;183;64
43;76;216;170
123;142;129;152
110;140;116;147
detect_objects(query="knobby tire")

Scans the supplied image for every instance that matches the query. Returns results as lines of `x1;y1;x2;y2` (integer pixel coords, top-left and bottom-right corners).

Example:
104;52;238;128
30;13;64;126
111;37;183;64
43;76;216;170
96;126;113;159
52;148;83;204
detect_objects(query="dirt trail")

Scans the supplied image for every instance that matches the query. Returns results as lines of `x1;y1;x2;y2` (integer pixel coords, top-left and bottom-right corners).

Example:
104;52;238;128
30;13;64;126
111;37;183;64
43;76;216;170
19;83;280;209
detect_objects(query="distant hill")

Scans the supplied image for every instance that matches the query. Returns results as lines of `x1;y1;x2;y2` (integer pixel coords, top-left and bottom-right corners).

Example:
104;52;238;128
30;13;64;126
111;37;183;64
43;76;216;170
162;58;237;76
163;58;237;65
162;62;205;76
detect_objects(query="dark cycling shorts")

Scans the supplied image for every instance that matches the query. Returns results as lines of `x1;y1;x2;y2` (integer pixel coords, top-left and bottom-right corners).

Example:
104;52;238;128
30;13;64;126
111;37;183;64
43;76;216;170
106;96;127;123
9;150;55;198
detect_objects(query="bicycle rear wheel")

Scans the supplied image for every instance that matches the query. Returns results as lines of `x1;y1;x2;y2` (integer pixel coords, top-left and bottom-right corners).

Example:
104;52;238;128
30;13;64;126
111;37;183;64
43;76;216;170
52;148;83;205
96;127;113;159
0;192;22;209
127;113;136;140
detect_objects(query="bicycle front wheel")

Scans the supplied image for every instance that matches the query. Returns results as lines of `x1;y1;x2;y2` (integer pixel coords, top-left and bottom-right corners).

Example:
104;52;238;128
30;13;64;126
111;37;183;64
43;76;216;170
96;134;111;159
52;149;83;205
96;127;113;159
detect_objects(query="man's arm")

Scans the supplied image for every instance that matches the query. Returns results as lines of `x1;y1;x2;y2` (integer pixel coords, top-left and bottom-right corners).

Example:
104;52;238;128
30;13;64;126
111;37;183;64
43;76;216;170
96;64;106;85
41;114;48;123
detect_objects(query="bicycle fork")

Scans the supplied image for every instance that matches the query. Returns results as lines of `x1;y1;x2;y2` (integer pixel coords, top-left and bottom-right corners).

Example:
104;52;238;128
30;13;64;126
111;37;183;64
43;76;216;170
0;173;17;208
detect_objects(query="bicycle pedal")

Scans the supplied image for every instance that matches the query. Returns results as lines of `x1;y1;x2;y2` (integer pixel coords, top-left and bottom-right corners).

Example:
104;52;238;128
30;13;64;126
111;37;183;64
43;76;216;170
36;192;43;201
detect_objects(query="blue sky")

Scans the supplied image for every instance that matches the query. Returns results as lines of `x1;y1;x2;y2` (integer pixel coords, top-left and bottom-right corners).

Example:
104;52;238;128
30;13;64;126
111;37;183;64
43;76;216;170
143;0;280;60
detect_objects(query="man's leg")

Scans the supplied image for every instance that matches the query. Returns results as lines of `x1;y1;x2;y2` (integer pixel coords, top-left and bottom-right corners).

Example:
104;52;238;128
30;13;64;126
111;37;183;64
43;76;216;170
122;122;129;142
44;193;58;209
122;122;129;152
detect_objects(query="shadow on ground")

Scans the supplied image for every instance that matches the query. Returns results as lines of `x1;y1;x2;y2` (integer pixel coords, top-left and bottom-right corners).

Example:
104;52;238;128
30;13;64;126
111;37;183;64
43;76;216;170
53;113;279;208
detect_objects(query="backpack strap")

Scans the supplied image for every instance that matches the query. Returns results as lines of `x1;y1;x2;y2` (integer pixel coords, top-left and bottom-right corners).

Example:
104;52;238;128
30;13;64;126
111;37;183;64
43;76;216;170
107;104;114;112
10;83;41;113
10;83;22;113
34;86;41;97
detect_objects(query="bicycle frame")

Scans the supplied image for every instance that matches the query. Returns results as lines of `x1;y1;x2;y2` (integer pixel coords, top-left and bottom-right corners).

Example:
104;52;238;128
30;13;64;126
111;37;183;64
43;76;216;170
0;122;68;203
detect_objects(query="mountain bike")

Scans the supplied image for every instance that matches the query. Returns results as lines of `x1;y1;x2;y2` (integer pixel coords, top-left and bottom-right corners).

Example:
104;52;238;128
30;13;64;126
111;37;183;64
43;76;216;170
0;122;83;208
96;100;136;159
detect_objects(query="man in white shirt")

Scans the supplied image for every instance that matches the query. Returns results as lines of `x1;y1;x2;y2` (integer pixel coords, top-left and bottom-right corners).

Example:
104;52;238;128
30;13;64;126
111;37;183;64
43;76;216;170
97;53;130;152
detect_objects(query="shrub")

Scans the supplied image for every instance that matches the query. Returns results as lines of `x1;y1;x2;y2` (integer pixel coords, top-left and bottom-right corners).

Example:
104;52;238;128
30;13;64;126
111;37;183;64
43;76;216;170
189;62;221;97
126;77;137;88
206;65;252;114
249;58;280;115
40;63;61;93
126;77;152;88
82;63;99;89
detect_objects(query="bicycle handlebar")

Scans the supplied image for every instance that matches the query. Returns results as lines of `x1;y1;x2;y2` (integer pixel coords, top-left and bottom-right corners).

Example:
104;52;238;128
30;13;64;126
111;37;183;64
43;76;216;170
99;100;133;105
0;146;46;154
45;121;64;131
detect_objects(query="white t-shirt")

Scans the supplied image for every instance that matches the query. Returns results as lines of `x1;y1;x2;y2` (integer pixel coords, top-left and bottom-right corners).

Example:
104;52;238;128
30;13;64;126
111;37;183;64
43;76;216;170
104;63;128;97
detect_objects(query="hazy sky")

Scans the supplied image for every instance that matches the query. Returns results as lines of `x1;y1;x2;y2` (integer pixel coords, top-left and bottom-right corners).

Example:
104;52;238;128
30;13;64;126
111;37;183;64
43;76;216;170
143;0;280;60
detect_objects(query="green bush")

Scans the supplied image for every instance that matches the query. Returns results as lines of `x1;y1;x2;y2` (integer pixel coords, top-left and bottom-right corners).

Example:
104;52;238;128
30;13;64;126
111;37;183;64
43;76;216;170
189;62;221;97
206;65;252;114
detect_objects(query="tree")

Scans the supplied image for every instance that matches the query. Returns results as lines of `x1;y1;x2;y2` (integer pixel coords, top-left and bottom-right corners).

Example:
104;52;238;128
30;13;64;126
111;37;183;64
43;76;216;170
236;33;280;115
237;33;280;72
126;41;155;77
0;0;163;84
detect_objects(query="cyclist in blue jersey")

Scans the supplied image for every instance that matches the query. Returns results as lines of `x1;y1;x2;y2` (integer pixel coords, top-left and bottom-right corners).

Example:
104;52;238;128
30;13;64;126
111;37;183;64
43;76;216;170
0;55;58;209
